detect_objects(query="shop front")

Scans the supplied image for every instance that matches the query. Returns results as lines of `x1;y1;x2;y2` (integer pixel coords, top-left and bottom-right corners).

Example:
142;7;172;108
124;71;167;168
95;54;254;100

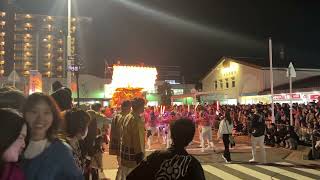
240;91;320;105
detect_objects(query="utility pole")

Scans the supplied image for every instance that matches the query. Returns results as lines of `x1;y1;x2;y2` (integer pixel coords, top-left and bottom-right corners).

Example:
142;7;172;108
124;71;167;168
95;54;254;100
269;38;275;123
287;62;296;126
67;0;72;89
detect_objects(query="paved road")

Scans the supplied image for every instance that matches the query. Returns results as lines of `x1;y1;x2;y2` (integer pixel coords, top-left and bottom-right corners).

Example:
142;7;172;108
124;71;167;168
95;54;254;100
103;159;320;180
101;132;320;179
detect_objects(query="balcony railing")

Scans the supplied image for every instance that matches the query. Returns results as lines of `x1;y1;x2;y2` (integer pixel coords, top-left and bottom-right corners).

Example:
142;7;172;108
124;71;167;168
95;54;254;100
56;57;64;62
14;47;33;51
14;56;34;61
14;27;26;32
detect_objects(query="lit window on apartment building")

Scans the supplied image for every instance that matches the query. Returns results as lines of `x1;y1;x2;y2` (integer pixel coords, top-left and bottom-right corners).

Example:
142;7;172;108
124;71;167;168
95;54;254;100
1;12;5;17
0;21;5;28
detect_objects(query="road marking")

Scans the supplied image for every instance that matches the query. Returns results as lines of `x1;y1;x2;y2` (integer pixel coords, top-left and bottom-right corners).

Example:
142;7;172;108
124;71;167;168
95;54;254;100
202;165;243;180
294;168;320;177
103;169;117;180
225;164;280;180
274;162;293;166
275;162;320;177
257;165;314;180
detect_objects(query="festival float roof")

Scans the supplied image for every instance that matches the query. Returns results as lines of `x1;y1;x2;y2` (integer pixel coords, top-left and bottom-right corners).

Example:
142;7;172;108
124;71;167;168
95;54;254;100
105;64;158;98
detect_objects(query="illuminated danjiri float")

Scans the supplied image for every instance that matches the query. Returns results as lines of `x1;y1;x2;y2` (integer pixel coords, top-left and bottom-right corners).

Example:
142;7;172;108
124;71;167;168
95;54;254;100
105;64;158;107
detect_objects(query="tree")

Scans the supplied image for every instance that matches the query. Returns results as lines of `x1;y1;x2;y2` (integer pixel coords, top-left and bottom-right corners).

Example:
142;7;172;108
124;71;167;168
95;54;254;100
157;82;173;106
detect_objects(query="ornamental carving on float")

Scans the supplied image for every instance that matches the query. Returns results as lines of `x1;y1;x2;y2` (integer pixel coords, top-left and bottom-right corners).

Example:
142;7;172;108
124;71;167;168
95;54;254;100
111;87;145;107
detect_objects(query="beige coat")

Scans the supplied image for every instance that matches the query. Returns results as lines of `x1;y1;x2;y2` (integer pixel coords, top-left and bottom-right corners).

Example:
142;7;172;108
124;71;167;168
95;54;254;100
120;112;145;168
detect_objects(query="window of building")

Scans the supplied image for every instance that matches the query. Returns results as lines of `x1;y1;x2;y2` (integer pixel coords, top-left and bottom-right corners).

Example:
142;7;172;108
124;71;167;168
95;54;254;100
225;78;229;89
214;80;218;90
231;77;236;87
0;21;5;27
219;79;223;89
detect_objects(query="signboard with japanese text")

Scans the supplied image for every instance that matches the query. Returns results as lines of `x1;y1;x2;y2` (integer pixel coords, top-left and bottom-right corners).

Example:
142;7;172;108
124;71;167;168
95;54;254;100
273;93;301;100
273;94;286;100
310;94;320;100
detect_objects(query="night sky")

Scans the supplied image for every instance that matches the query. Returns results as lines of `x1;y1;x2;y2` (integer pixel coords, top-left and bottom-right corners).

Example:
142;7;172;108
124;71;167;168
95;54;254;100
3;0;320;83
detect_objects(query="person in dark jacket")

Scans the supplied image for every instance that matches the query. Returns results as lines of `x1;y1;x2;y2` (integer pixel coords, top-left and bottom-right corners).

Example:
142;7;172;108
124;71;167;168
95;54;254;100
81;104;99;180
127;118;205;180
249;105;267;163
274;125;286;147
265;123;276;147
284;126;299;150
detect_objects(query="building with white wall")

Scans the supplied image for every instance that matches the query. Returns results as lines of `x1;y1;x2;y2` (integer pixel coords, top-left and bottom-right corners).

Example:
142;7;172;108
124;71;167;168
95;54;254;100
201;57;320;104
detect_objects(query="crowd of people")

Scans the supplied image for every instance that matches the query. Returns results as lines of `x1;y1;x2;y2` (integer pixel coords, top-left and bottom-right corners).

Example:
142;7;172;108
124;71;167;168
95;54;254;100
0;82;105;180
1;81;320;180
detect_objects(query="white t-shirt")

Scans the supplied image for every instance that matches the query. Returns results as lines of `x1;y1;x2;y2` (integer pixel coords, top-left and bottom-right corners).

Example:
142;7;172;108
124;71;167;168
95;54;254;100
24;139;50;159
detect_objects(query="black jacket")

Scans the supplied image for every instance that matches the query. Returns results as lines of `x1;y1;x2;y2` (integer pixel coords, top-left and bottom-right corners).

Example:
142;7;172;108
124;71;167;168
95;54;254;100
250;113;266;137
80;110;98;157
127;146;205;180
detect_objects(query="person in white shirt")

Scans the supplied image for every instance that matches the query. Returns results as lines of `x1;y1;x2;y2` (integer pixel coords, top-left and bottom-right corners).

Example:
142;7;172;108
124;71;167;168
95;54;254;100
218;110;234;163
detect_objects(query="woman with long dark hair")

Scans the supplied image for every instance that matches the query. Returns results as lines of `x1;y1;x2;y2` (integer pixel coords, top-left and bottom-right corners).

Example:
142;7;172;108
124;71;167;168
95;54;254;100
218;110;234;163
21;93;83;180
0;108;27;180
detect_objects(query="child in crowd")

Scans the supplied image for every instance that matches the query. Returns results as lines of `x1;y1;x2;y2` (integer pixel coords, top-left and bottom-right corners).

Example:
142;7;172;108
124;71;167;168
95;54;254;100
275;125;286;147
284;126;299;150
265;123;276;147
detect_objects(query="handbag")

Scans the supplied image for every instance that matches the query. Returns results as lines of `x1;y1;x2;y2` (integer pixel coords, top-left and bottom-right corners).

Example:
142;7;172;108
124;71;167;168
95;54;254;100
225;120;235;146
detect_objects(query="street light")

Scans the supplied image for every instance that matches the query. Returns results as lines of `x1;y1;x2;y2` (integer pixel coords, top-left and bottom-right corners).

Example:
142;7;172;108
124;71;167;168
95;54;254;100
67;0;72;89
